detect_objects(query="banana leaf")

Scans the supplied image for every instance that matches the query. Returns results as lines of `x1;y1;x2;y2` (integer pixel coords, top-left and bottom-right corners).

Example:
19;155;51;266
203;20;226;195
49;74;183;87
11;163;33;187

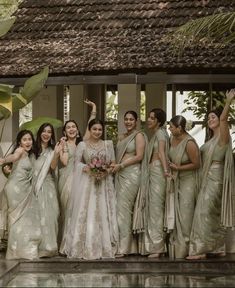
0;16;16;37
0;84;14;102
20;117;63;136
0;84;13;120
19;66;49;103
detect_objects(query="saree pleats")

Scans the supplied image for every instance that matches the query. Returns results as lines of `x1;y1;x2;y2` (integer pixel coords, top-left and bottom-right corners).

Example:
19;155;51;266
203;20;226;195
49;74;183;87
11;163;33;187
58;144;75;250
167;135;199;258
189;163;226;255
189;137;234;256
144;160;166;254
170;170;198;258
5;157;41;259
116;164;140;254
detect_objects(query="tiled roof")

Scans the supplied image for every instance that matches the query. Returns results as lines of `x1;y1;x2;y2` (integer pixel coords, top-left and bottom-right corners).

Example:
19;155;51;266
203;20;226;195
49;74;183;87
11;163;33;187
0;0;234;77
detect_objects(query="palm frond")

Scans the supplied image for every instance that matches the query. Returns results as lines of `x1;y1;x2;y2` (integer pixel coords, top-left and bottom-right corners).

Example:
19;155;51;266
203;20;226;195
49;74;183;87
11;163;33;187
168;12;235;52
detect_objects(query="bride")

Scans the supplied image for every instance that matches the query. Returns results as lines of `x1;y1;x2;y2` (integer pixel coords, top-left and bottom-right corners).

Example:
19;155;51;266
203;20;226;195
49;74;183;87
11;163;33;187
62;119;118;259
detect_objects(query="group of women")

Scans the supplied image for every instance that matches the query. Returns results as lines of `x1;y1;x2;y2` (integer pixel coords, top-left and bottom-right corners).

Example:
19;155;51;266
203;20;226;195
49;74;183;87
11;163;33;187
0;90;234;261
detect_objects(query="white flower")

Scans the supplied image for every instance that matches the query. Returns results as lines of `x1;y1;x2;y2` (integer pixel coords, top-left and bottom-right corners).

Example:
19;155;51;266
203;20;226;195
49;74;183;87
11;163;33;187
185;120;193;131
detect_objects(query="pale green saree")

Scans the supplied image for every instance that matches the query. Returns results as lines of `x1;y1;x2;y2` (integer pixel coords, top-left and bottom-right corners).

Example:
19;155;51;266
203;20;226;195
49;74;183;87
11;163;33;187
166;135;199;258
33;148;59;257
5;156;42;259
189;137;235;256
115;131;145;254
138;128;169;255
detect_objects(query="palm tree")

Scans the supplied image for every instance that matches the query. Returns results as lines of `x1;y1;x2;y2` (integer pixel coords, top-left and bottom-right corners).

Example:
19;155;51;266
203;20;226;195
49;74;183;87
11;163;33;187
169;12;235;52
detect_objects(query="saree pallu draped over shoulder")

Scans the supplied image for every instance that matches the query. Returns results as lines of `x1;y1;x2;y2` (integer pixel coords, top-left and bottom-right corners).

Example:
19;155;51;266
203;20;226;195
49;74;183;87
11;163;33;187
116;131;146;255
32;148;59;257
189;137;235;256
134;128;169;255
166;135;199;259
4;156;42;259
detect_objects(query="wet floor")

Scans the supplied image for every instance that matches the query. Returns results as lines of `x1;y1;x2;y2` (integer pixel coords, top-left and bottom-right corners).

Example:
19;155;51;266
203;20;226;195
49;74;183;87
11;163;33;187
6;272;235;287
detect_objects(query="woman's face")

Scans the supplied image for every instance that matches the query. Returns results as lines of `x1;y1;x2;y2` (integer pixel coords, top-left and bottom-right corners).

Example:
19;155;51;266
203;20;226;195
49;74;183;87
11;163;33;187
40;125;52;144
147;112;158;130
64;122;78;140
90;124;103;140
20;133;33;152
124;113;137;132
207;112;219;130
168;122;180;136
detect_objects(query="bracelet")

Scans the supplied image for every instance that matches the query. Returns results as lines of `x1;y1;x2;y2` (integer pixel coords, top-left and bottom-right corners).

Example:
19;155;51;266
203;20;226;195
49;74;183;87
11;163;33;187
164;169;168;173
91;111;97;115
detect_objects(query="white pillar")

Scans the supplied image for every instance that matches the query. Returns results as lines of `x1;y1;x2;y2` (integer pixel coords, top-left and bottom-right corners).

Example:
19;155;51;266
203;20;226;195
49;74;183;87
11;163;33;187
118;84;141;133
69;85;87;136
145;83;167;119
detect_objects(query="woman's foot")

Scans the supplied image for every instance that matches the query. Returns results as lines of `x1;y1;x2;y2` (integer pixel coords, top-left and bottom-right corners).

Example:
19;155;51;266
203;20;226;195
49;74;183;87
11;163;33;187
186;254;206;260
115;254;125;258
148;253;160;258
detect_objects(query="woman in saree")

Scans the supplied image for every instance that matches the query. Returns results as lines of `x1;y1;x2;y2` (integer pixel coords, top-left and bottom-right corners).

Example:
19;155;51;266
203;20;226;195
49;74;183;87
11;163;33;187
111;111;146;257
58;100;96;252
139;108;169;258
0;130;42;259
167;115;200;259
33;123;60;257
187;89;235;260
62;119;118;259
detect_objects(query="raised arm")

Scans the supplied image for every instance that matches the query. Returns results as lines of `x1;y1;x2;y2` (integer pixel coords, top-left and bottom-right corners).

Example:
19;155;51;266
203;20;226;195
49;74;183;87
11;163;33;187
83;99;97;141
219;89;235;146
0;147;24;165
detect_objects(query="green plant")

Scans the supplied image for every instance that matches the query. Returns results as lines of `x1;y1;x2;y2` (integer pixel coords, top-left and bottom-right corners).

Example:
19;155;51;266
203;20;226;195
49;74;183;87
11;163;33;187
167;11;235;53
183;91;235;141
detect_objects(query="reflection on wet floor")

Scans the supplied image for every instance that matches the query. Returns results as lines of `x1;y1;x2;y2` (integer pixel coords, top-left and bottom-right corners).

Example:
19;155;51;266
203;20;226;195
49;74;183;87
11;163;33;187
6;273;235;287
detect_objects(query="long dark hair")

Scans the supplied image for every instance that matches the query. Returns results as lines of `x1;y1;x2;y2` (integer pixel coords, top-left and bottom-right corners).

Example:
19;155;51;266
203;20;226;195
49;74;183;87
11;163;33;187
62;120;82;145
35;123;56;158
150;108;166;127
207;106;223;140
13;129;35;156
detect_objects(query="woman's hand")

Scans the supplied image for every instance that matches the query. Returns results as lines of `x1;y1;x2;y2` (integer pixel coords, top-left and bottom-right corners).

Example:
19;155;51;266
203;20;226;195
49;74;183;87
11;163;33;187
54;141;63;155
82;165;91;174
110;163;123;173
0;158;5;166
226;89;235;102
168;162;178;171
84;99;96;109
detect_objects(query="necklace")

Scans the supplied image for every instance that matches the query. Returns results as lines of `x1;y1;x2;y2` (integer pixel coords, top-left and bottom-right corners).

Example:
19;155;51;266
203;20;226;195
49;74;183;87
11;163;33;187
87;140;104;150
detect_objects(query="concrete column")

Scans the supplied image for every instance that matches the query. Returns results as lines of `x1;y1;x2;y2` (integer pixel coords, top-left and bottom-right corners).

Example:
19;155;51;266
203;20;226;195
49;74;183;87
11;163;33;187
32;86;58;119
32;85;65;138
145;83;167;118
69;85;87;136
118;84;141;133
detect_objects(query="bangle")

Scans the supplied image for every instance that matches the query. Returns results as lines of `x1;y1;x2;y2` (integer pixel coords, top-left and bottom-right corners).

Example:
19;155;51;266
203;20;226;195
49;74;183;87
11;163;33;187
164;169;168;173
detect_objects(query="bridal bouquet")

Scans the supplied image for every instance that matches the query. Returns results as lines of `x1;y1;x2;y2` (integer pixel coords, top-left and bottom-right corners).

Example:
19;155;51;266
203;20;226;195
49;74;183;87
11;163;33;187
88;154;110;186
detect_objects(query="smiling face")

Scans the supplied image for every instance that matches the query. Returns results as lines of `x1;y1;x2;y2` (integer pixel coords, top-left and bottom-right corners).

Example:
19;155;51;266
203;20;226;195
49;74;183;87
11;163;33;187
64;121;78;140
40;125;53;145
124;113;137;133
20;133;33;152
90;123;103;140
147;112;158;130
207;112;220;131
